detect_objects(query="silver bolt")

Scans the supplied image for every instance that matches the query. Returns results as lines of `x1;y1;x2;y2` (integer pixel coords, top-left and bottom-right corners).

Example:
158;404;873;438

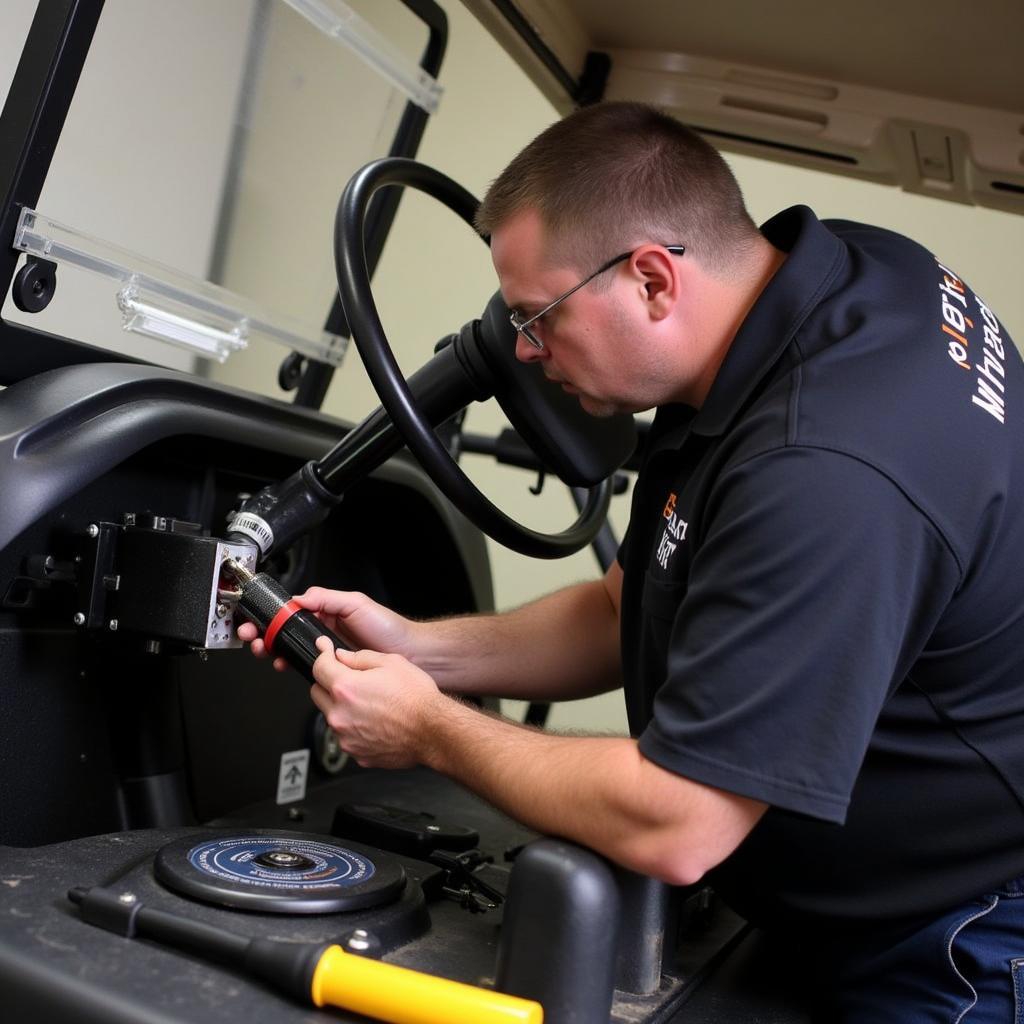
86;524;99;538
426;825;441;832
108;619;118;632
73;612;85;626
347;935;370;952
215;603;229;618
118;892;137;905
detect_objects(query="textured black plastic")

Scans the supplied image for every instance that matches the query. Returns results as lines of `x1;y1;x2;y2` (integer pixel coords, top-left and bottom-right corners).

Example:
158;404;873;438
274;611;345;680
0;776;782;1023
235;572;349;680
496;839;620;1024
0;363;353;554
109;527;223;644
237;571;292;628
613;870;671;995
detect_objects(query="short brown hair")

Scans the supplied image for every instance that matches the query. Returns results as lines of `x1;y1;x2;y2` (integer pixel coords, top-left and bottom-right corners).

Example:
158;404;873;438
475;102;760;276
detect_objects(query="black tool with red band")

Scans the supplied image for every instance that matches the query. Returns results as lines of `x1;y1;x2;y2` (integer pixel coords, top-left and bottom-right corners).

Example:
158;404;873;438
224;559;348;681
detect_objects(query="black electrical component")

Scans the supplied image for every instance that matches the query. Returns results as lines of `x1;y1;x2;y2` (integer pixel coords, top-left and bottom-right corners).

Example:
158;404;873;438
223;559;348;681
331;802;479;858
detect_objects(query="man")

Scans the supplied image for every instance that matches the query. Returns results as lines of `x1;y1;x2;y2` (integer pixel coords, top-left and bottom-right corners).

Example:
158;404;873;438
242;102;1024;1020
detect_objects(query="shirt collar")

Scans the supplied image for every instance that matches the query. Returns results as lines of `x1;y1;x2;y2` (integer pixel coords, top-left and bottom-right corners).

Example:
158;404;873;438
688;205;847;438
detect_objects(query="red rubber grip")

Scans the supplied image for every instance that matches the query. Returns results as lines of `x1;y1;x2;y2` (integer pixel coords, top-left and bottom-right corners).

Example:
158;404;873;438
263;599;302;655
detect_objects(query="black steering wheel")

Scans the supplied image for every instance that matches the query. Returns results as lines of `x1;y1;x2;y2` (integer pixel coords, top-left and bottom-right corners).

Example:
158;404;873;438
333;158;615;560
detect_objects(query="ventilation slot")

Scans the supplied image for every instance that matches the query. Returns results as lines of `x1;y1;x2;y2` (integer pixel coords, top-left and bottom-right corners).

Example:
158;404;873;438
723;69;838;101
720;96;827;128
691;124;857;165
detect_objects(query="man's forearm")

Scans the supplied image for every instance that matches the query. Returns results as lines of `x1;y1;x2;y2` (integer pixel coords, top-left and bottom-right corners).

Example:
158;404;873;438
417;696;765;886
306;617;767;881
411;571;622;703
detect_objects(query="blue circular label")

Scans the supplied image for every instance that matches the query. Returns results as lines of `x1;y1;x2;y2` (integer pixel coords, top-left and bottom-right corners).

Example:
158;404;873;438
186;836;376;891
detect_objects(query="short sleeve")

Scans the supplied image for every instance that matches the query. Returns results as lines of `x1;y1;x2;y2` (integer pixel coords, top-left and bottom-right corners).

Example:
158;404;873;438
637;445;959;823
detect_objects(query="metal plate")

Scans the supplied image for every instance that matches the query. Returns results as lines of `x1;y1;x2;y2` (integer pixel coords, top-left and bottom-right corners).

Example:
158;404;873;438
154;831;405;914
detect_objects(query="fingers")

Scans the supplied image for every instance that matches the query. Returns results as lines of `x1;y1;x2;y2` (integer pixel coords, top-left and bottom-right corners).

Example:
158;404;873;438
311;635;343;686
309;637;390;689
293;586;367;617
239;628;290;672
237;621;259;642
309;679;332;718
334;646;391;671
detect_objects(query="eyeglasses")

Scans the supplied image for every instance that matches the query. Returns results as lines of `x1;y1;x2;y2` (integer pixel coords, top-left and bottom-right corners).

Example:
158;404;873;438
508;244;685;350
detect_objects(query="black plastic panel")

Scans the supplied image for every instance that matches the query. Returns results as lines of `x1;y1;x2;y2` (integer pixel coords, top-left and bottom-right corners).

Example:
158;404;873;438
0;364;493;845
0;770;808;1024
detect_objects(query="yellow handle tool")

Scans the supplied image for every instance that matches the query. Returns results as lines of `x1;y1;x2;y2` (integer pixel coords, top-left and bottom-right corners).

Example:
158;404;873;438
311;943;543;1024
70;885;543;1024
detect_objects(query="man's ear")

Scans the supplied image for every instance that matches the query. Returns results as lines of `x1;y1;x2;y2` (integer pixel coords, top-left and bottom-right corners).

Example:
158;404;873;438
631;246;681;321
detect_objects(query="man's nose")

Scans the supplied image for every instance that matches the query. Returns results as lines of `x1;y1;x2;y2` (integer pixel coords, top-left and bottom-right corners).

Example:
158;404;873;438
515;334;547;363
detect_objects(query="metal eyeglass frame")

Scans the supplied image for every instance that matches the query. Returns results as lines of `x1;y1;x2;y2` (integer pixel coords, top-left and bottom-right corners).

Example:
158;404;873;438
508;244;686;350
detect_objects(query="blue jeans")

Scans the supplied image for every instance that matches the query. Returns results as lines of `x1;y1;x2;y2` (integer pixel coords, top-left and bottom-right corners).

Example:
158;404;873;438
827;875;1024;1023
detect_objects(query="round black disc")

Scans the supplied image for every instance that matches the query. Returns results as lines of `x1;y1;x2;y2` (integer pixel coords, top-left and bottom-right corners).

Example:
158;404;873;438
154;832;405;914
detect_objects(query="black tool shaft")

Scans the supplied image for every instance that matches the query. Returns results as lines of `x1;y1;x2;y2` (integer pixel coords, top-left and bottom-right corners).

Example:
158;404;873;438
223;560;348;681
69;886;325;1001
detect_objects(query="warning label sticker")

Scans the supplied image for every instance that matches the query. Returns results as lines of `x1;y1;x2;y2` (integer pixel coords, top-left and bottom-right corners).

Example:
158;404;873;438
276;748;310;804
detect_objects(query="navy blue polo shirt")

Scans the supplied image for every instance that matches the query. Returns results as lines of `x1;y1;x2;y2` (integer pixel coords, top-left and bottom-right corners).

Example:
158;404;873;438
619;205;1024;934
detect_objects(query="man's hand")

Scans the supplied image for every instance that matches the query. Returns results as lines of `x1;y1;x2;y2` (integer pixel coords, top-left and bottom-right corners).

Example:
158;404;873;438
238;569;623;703
307;635;445;769
238;587;413;672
